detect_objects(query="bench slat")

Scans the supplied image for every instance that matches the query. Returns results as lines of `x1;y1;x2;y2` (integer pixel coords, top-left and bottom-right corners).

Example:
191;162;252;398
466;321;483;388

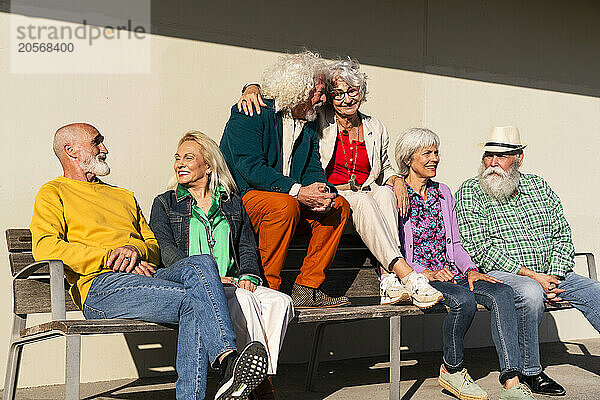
296;303;443;323
289;233;367;250
14;279;79;314
9;252;44;276
285;249;375;270
295;300;574;323
6;229;32;252
21;319;174;337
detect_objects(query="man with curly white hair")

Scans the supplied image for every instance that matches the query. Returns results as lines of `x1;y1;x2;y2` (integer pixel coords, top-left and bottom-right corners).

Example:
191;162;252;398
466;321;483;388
238;57;444;309
220;51;352;308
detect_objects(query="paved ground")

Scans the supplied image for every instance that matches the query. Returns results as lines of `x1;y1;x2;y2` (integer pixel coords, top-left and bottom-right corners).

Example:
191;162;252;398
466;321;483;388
4;339;600;399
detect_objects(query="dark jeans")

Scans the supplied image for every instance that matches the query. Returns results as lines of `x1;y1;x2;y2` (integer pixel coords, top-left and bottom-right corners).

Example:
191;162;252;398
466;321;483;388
430;279;522;382
83;255;237;400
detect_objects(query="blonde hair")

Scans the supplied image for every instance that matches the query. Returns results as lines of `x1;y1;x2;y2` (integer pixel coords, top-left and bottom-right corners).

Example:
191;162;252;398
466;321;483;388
395;128;440;177
260;50;327;113
168;131;238;196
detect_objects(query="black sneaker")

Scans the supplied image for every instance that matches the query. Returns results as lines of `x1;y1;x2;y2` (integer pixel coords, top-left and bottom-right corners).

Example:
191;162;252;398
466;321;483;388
215;342;269;400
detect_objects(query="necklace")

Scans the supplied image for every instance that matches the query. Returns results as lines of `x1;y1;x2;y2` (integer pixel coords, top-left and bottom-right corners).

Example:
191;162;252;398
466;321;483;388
338;128;359;190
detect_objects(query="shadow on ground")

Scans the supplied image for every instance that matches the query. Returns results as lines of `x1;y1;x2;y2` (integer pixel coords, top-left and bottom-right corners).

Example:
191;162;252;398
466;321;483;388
4;339;599;399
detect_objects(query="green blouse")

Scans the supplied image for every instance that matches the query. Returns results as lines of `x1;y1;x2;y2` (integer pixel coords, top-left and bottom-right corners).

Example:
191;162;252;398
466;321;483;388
178;184;259;285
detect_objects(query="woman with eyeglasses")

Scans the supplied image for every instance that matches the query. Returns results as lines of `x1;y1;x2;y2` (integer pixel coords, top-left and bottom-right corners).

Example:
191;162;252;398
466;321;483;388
150;131;294;400
239;58;443;309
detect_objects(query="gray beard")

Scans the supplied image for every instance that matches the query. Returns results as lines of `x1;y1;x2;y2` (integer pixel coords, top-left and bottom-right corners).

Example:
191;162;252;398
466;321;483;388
305;101;323;122
80;154;110;176
478;161;520;201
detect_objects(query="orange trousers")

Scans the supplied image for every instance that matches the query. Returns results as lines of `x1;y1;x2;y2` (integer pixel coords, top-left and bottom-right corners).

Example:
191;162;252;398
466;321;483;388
242;190;350;290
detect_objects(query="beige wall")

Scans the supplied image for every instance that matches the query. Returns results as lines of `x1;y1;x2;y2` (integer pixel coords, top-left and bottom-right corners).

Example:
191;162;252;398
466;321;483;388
0;11;424;386
422;74;600;350
1;10;599;388
424;74;600;260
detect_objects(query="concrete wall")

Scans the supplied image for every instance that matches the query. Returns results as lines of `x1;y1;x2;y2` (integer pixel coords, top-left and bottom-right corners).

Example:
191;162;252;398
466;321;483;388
1;0;599;389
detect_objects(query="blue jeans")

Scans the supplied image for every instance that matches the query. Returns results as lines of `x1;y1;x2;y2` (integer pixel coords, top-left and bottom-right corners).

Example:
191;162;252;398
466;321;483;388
430;279;522;382
83;255;237;400
488;270;600;376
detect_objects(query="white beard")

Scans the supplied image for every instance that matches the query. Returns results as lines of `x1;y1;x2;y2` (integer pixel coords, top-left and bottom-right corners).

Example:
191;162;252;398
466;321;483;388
305;101;323;122
478;161;520;201
80;153;110;176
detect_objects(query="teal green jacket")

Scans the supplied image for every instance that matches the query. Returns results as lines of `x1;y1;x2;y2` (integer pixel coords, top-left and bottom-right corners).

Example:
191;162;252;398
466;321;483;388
220;99;335;195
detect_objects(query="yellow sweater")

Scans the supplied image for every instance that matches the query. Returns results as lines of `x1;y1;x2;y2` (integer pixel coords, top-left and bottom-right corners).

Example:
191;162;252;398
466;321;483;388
30;176;160;309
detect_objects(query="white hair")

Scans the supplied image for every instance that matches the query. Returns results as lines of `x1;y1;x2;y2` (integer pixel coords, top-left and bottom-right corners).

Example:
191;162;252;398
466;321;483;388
328;58;368;102
478;158;521;201
79;153;110;176
260;51;327;113
167;131;238;196
395;128;441;176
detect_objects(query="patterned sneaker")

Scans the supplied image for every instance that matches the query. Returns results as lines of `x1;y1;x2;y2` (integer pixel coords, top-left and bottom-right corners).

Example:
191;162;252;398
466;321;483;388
403;272;444;309
291;283;350;308
215;342;269;400
380;273;410;305
438;365;488;400
500;383;536;400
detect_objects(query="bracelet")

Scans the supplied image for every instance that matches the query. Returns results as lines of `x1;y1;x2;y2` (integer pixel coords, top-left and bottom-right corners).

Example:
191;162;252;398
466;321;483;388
242;82;260;94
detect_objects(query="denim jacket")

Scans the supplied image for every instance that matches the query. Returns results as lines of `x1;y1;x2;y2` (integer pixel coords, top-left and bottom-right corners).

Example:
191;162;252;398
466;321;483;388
149;188;262;281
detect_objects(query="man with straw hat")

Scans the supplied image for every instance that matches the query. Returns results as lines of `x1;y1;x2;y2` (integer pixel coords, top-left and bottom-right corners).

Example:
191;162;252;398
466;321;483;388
455;126;600;397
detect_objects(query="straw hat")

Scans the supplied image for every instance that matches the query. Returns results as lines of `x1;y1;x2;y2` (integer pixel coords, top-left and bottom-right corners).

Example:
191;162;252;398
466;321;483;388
478;126;527;153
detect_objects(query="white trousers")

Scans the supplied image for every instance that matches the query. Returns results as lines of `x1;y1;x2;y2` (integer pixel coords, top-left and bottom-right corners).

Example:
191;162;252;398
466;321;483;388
224;285;294;374
339;185;403;270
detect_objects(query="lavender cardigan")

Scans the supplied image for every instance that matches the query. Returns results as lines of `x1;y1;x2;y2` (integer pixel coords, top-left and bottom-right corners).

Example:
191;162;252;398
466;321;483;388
399;181;477;276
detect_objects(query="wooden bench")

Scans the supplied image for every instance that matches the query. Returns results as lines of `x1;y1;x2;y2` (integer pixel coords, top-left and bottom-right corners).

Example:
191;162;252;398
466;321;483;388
4;228;598;400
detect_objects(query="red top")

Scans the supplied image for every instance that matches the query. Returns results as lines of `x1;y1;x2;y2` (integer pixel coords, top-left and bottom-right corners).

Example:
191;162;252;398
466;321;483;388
325;132;371;185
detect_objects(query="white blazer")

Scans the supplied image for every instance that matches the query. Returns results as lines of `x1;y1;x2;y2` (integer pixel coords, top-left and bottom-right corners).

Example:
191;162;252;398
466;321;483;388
317;107;396;189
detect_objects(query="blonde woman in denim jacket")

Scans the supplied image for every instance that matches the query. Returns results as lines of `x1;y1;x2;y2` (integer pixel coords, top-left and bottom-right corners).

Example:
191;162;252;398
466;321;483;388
150;131;294;400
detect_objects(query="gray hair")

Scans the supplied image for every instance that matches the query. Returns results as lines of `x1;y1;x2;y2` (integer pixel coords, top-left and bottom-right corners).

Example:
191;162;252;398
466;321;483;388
395;128;440;176
328;58;368;102
260;51;327;113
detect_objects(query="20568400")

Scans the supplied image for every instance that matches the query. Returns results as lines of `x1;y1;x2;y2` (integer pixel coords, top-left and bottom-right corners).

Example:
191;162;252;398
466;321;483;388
18;42;74;52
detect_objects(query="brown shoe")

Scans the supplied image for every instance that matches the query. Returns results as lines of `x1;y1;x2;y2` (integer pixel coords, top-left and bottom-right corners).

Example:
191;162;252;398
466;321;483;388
250;376;275;400
291;283;350;308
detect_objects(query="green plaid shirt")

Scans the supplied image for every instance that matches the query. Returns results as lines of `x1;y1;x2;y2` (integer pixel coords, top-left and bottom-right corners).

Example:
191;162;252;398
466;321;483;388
455;174;574;277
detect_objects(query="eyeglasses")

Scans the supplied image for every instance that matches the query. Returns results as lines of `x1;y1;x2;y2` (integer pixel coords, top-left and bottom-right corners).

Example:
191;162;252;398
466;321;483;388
330;87;360;102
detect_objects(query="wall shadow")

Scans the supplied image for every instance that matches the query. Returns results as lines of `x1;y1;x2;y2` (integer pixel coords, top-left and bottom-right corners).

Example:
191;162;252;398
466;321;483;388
3;0;599;97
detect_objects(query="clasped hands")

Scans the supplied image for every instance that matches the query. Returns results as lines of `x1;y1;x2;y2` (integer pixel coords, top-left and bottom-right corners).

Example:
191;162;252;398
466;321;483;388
298;182;336;212
531;272;565;302
107;245;156;277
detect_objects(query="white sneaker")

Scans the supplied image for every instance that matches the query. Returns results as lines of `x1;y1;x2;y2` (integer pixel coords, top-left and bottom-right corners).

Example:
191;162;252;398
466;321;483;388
403;272;444;309
380;273;410;305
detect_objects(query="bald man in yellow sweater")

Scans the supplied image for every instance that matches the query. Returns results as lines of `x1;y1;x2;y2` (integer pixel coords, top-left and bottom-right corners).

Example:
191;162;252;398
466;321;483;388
30;123;269;400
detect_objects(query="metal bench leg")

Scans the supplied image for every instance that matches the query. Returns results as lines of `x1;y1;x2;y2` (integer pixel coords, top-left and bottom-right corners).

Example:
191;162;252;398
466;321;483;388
389;316;401;400
305;323;328;392
4;315;26;400
65;334;81;400
3;342;23;400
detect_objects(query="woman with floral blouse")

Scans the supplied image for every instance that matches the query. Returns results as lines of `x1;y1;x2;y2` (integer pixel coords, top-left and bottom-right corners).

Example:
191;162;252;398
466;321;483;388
395;128;535;400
